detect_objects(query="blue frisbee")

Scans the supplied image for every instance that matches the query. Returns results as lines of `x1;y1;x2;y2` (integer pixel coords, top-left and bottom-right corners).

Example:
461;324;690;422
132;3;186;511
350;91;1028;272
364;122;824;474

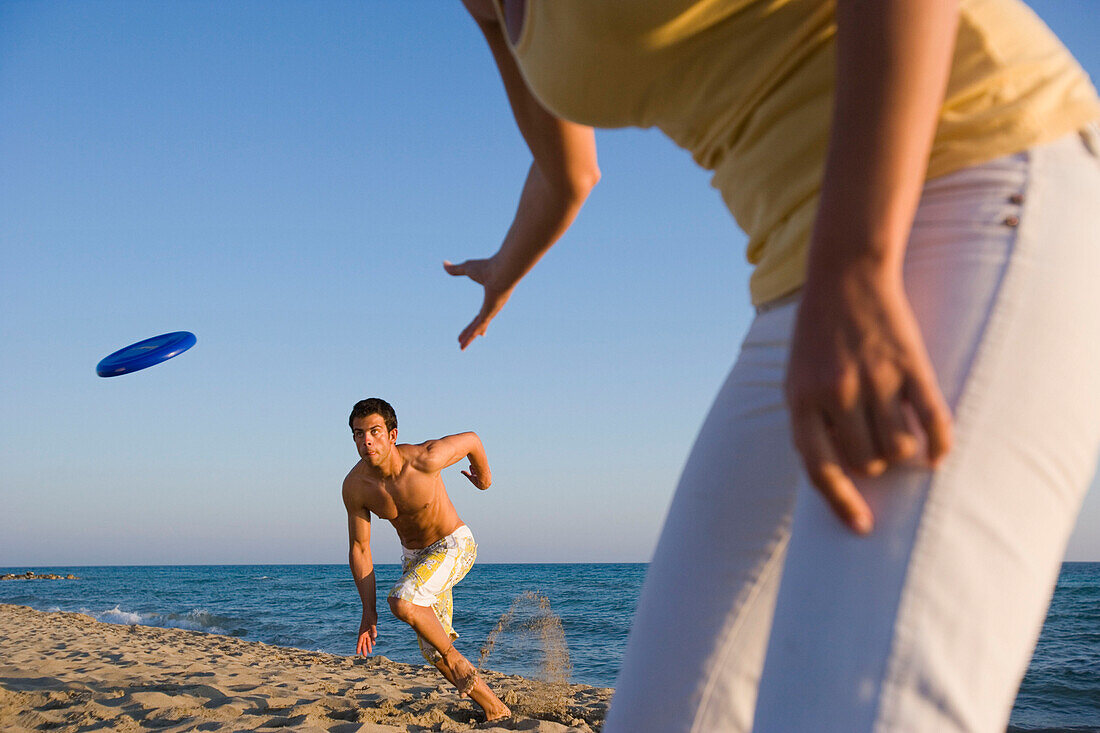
96;331;197;377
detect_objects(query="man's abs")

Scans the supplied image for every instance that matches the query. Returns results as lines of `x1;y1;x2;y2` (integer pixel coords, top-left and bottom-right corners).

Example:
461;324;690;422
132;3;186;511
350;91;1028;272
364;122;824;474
381;481;463;549
391;511;464;550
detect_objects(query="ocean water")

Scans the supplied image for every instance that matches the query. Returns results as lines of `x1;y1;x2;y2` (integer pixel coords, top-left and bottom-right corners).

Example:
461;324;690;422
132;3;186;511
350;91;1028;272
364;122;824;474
1;562;1097;731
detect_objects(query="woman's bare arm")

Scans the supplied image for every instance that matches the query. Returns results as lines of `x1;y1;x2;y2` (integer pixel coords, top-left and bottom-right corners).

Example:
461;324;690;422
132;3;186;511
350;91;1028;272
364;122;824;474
785;0;958;533
448;0;600;349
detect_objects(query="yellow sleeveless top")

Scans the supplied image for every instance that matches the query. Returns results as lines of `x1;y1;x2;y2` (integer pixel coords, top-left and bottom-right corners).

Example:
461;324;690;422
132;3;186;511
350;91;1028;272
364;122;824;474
497;0;1100;305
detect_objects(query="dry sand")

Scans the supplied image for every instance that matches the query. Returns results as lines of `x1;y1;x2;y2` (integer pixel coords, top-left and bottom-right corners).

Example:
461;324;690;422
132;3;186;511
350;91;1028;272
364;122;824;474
0;604;612;732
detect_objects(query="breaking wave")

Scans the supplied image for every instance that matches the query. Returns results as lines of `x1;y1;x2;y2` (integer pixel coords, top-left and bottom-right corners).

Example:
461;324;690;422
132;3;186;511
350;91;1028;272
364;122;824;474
79;605;248;637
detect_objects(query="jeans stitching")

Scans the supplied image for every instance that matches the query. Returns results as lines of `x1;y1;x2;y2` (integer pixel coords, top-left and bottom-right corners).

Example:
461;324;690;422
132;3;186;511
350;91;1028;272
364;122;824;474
872;152;1032;732
689;529;791;733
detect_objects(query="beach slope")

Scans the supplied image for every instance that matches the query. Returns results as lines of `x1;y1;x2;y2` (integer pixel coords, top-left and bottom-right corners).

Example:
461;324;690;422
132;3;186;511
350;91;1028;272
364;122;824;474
0;604;610;732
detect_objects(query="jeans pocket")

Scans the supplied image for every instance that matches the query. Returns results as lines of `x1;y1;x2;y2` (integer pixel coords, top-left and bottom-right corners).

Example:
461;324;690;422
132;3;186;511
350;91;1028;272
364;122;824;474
917;152;1028;229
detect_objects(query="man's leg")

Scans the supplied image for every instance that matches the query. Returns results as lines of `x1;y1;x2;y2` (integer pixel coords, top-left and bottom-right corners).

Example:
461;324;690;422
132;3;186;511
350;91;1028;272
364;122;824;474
421;589;462;686
388;529;509;719
389;597;510;719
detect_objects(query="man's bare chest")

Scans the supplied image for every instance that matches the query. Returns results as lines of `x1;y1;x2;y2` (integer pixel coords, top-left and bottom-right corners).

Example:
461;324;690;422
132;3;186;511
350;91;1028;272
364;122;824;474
364;476;438;521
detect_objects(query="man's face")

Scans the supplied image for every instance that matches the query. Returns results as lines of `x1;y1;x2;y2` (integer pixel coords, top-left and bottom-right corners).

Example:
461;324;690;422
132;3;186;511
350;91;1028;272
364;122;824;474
351;414;397;466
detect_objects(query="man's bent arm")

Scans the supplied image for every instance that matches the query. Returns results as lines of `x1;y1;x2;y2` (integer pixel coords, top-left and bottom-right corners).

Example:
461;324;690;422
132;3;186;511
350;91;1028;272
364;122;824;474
343;481;378;654
416;432;492;489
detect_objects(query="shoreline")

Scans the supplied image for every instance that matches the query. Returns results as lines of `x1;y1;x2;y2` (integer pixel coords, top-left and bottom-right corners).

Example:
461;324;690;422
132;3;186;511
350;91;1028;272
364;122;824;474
0;604;611;732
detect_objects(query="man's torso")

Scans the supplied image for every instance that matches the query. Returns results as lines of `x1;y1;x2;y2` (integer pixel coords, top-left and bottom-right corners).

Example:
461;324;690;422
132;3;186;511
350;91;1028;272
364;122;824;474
346;444;463;549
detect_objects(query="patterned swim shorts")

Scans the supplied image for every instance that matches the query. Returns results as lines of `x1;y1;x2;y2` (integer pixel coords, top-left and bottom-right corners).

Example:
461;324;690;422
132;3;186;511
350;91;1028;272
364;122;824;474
388;525;477;663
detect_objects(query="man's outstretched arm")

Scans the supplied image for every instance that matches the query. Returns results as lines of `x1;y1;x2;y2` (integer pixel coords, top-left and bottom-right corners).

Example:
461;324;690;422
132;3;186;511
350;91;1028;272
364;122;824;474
342;480;378;654
415;432;493;490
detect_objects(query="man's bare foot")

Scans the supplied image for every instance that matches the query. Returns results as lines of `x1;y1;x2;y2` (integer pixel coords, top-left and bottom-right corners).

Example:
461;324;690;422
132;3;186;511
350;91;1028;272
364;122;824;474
472;682;511;721
441;646;511;720
476;712;515;728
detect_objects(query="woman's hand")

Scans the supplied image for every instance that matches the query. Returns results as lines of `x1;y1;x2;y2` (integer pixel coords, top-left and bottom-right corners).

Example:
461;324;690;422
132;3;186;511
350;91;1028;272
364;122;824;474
452;5;599;352
444;257;514;350
785;0;960;533
785;260;953;534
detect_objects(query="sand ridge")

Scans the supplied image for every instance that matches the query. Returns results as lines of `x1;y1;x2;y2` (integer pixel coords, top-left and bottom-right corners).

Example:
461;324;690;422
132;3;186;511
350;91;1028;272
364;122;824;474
0;604;611;732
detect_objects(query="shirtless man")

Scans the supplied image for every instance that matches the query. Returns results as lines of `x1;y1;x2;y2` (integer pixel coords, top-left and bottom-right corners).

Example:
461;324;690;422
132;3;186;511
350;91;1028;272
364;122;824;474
342;398;510;722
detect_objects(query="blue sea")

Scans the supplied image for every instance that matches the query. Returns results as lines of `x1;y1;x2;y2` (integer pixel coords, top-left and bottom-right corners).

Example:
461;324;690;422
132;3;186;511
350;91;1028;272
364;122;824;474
2;562;1097;731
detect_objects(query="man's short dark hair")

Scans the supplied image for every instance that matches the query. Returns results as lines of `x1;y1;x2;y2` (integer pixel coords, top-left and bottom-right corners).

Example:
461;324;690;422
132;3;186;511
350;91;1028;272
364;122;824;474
349;398;397;432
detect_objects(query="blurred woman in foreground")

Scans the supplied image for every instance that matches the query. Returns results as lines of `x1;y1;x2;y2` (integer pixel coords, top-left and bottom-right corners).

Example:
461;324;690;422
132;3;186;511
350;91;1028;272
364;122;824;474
446;1;1100;730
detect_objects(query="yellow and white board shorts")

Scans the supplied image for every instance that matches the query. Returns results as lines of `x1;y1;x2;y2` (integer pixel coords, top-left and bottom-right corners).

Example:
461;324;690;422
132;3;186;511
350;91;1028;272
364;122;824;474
388;524;477;663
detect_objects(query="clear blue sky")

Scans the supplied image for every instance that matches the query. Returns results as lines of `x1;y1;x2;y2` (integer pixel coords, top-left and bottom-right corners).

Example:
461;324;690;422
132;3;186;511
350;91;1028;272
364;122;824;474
3;1;1099;565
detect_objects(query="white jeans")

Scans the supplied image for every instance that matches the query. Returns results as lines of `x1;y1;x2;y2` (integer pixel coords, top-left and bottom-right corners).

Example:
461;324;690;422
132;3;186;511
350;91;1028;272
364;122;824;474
604;125;1100;733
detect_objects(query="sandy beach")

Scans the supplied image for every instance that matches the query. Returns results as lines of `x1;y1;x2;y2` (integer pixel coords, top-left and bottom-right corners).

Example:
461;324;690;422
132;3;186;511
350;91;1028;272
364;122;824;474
0;604;611;732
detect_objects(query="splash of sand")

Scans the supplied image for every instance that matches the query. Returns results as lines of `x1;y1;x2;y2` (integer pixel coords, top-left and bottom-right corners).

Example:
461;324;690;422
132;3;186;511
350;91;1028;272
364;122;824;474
478;591;574;718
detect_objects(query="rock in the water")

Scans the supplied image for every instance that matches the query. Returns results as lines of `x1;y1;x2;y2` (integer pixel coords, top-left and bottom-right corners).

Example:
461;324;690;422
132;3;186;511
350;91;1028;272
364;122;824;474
0;571;79;581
